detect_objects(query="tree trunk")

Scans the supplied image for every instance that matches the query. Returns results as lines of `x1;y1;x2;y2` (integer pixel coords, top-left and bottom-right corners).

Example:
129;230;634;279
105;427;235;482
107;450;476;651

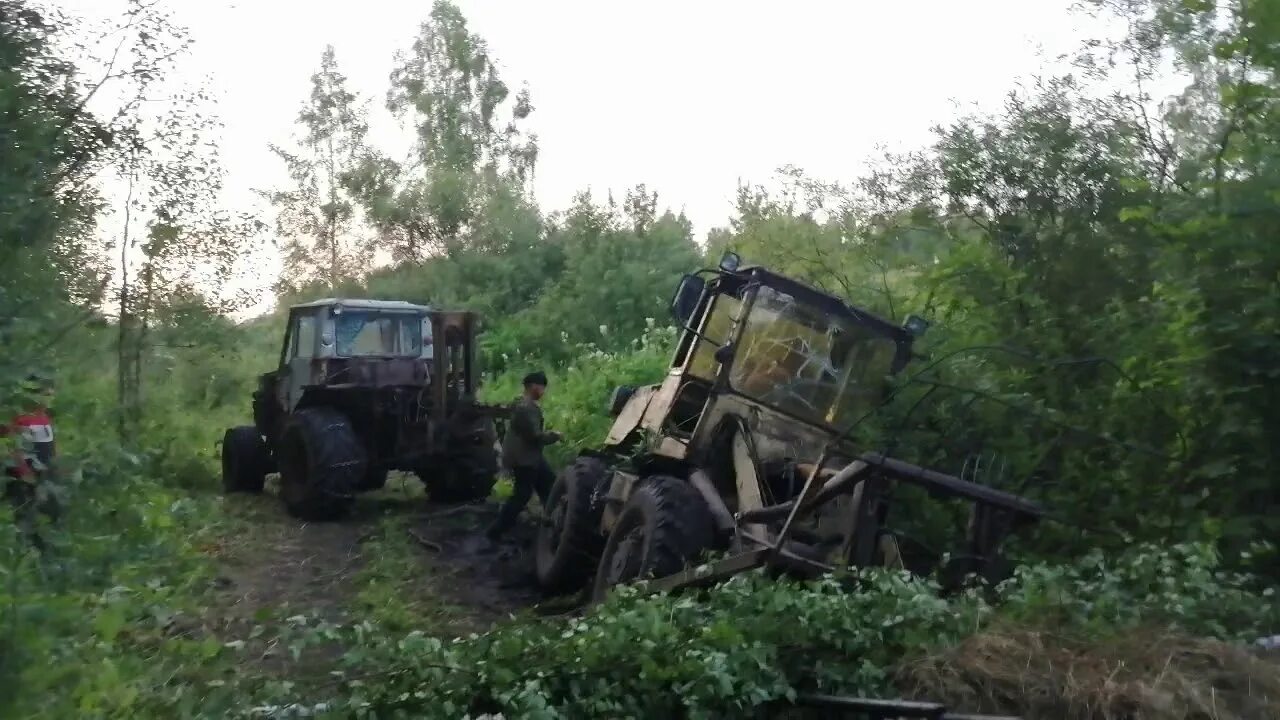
116;173;137;440
327;134;339;290
135;262;153;413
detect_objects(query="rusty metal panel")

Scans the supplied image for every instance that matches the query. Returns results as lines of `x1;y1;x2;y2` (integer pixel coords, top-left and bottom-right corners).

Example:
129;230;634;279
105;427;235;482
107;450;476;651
640;369;684;434
599;469;639;533
430;315;449;424
732;427;768;537
654;436;688;460
604;385;657;446
690;393;840;468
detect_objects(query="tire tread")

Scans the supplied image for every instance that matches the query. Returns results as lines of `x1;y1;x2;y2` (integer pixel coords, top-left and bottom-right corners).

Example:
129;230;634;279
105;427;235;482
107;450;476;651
537;457;608;591
280;407;363;521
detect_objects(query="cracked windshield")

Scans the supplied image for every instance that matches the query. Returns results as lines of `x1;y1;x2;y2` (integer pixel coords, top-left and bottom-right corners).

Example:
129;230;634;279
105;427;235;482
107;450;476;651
730;287;897;428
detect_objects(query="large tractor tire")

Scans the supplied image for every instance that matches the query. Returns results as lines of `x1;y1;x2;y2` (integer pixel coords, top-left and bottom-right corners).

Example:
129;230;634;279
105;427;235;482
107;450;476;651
277;408;364;521
363;468;388;491
222;426;267;494
420;416;499;503
536;457;609;592
591;475;714;602
420;452;497;503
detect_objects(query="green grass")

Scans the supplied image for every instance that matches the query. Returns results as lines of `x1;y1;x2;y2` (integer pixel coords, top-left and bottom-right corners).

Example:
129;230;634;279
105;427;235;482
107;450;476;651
352;514;475;637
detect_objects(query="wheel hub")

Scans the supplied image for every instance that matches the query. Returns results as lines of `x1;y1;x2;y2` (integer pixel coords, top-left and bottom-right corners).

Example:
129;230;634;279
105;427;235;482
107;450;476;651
606;525;644;586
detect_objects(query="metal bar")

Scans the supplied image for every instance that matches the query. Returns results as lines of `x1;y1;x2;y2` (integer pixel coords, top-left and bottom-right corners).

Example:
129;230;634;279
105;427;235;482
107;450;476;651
793;694;945;717
736;460;872;524
770;545;834;577
646;548;770;593
430;315;447;425
771;449;829;554
791;694;1020;720
689;469;736;532
859;453;1043;518
840;475;888;569
736;529;834;576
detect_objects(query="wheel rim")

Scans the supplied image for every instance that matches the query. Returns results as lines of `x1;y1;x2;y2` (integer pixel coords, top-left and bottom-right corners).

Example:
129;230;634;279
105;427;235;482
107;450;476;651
602;520;646;589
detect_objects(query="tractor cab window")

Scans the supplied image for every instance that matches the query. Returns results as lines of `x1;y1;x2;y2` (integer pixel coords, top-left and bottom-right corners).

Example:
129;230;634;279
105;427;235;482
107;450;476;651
334;311;423;357
291;314;317;360
730;286;897;428
687;294;741;379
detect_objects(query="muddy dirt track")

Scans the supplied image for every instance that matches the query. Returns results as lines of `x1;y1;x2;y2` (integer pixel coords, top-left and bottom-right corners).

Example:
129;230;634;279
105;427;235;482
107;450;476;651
209;476;555;641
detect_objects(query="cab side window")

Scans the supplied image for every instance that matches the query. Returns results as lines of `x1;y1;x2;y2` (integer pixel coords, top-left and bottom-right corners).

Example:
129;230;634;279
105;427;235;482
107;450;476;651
687;295;741;379
292;314;317;360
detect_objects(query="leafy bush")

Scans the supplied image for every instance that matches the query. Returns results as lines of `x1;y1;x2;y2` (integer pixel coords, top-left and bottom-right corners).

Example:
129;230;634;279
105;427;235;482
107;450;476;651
245;542;1278;719
0;445;242;718
482;324;674;466
997;542;1280;641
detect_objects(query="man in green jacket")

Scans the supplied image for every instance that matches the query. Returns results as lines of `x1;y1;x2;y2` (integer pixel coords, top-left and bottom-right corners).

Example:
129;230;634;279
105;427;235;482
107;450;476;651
487;371;560;541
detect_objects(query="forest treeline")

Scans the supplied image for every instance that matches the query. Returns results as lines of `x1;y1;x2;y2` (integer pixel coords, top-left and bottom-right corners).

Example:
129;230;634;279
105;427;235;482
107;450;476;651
2;0;1279;716
272;0;1279;563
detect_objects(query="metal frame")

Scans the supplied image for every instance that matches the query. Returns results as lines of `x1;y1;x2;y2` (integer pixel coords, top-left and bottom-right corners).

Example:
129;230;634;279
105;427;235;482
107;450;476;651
648;452;1043;595
593;257;1043;602
662;266;916;451
785;694;1020;720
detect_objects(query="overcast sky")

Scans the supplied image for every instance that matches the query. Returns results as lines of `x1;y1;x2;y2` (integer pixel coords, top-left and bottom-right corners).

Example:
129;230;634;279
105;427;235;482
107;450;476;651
53;0;1092;307
60;0;1094;223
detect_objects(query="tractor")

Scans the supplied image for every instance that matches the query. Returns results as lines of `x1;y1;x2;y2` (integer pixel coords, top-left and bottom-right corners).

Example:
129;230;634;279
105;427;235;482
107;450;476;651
535;254;1044;600
220;299;504;520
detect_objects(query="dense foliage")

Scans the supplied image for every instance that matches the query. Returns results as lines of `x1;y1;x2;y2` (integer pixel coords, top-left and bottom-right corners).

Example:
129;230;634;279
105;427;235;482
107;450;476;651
274;0;1280;565
251;542;1280;719
2;0;1279;717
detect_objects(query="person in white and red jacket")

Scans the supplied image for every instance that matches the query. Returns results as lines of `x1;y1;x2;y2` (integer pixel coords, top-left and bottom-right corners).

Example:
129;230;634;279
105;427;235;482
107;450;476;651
3;374;57;523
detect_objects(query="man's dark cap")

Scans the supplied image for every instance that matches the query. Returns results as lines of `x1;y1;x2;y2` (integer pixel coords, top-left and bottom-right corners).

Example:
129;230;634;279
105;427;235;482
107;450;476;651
523;371;548;387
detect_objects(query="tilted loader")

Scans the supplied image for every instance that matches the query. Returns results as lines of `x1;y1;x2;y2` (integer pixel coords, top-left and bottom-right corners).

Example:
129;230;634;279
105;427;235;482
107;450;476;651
535;253;1044;601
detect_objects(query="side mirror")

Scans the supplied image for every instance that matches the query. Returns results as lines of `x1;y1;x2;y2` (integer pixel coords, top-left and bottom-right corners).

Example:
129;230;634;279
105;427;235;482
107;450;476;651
670;274;705;326
718;251;742;272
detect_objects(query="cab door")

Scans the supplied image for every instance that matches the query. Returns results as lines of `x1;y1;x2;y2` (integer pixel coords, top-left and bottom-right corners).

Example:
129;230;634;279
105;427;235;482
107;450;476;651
275;309;320;412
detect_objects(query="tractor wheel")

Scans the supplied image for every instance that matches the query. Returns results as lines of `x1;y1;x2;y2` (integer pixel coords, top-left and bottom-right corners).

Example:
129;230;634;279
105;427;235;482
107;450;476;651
363;468;388;491
278;408;364;521
222;426;267;494
591;475;714;602
536;457;609;592
421;454;497;503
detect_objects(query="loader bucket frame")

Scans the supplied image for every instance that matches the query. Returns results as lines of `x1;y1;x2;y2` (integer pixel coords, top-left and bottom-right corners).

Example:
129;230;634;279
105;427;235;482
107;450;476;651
649;451;1043;594
585;258;1046;596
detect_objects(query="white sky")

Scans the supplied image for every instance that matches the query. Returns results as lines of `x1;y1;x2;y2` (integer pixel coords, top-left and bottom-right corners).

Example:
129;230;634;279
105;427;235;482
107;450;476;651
53;0;1092;307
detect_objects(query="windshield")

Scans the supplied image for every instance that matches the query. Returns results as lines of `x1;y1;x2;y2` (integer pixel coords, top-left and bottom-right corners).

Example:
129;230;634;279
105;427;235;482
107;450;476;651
334;311;423;357
729;286;898;428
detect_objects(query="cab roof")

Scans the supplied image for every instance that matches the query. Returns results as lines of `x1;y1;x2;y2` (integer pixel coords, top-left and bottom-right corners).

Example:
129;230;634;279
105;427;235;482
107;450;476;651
290;298;432;313
726;265;913;345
